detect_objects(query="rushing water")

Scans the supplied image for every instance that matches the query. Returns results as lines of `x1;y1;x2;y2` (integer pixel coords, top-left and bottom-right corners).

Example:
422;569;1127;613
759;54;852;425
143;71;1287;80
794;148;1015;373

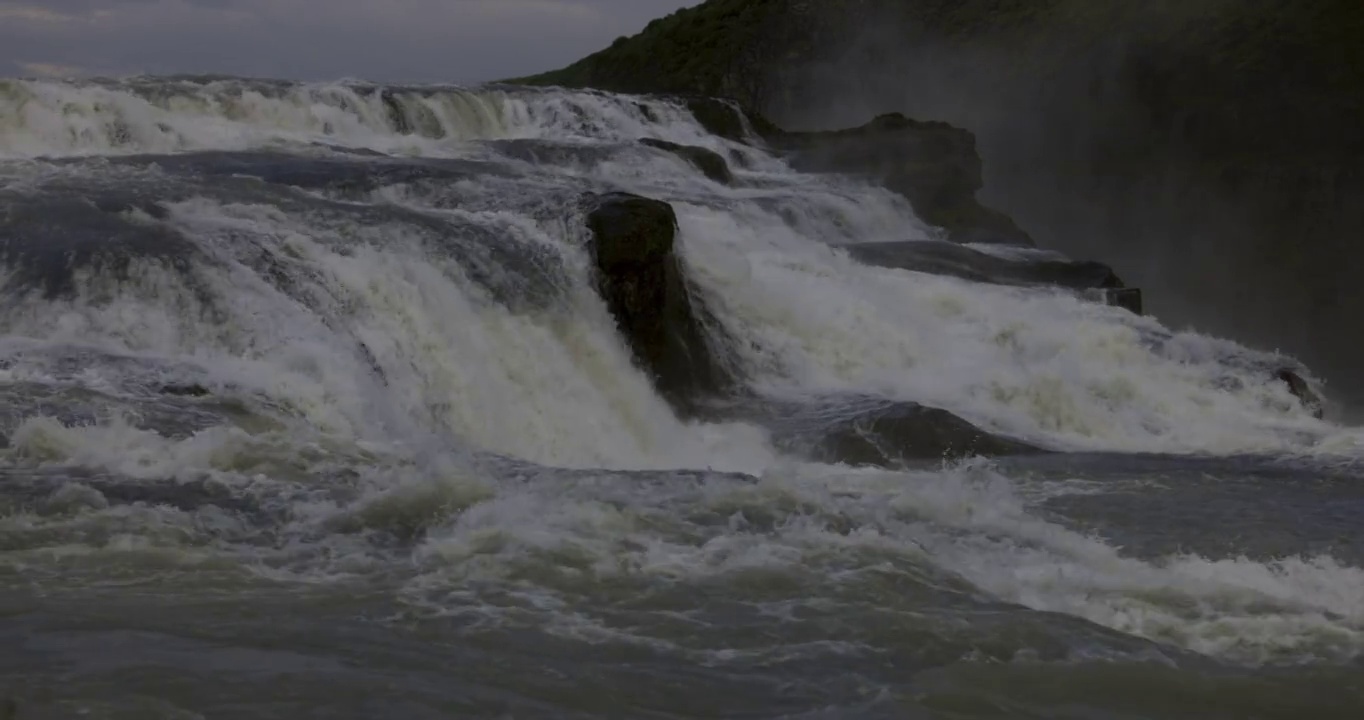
1;77;1362;719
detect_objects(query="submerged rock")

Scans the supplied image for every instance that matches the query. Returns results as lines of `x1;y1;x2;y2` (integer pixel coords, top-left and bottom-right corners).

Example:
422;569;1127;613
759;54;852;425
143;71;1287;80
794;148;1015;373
729;395;1046;468
841;240;1123;289
583;192;735;414
639;138;733;184
0;193;199;299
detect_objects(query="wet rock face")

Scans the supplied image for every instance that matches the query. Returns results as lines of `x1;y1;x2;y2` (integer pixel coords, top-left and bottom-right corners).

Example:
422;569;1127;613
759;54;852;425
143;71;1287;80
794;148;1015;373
774;113;1033;246
719;395;1047;468
672;96;783;144
1083;287;1144;315
639;138;734;184
681;97;752;142
1276;368;1325;419
583;192;734;414
841;240;1123;289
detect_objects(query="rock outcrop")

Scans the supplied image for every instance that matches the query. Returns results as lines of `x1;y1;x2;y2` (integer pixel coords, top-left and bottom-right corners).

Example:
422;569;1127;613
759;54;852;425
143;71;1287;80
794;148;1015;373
842;239;1145;313
774;113;1032;245
1275;368;1325;420
638;138;733;184
841;240;1122;289
583;192;734;414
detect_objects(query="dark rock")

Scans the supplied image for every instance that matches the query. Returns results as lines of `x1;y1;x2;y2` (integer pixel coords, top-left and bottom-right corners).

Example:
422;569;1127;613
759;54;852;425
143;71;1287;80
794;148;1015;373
583;192;734;414
1275;368;1325;419
160;383;211;397
639;138;733;184
842;240;1123;289
725;395;1046;468
678;97;760;143
783;398;1045;467
776;113;1033;246
380;88;410;134
1082;287;1144;315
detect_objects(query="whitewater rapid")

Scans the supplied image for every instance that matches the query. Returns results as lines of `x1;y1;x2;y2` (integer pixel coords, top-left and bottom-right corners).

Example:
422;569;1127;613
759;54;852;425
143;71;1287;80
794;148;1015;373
2;76;1362;673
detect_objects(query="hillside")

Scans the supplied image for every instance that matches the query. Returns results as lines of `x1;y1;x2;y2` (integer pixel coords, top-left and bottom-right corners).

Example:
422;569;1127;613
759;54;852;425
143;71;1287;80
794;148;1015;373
506;0;782;100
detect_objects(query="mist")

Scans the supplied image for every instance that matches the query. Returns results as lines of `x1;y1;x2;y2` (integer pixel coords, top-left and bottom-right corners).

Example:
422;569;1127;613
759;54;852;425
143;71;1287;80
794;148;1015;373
764;0;1364;411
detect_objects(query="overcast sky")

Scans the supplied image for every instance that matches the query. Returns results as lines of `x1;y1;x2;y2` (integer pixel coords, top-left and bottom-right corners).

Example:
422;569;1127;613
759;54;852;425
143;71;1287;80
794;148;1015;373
1;0;698;83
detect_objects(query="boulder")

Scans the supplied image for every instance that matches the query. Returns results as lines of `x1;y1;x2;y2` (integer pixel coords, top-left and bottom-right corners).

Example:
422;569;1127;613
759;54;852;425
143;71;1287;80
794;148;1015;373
583;192;735;413
841;240;1123;289
639;138;733;184
773;113;1034;246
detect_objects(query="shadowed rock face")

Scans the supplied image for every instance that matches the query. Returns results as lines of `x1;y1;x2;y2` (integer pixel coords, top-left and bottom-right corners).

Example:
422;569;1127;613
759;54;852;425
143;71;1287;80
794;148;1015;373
583;192;735;415
1276;369;1325;420
775;113;1032;245
841;240;1123;289
731;395;1046;468
638;138;734;184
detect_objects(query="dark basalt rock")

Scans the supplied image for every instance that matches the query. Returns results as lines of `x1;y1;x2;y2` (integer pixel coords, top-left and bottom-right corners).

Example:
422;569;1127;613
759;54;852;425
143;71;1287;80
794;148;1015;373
682;97;750;143
841;240;1123;290
160;383;211;397
775;113;1033;246
1275;368;1325;419
639;138;733;184
583;192;734;414
675;96;782;144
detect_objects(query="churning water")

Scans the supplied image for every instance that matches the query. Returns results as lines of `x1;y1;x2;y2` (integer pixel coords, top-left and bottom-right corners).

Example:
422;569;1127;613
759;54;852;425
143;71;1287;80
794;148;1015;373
1;77;1361;719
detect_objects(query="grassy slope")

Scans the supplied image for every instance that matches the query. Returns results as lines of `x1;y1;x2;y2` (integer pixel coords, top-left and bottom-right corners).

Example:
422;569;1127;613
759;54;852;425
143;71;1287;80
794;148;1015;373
504;0;783;99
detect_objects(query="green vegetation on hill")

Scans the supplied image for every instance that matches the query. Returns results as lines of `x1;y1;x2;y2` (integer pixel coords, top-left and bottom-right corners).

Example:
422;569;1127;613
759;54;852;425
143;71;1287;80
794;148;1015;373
505;0;784;100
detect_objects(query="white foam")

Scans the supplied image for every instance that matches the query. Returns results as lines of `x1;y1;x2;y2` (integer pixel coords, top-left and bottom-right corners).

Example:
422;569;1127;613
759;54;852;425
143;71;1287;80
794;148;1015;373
671;197;1353;456
0;78;754;159
0;192;774;474
3;79;1362;671
397;460;1364;665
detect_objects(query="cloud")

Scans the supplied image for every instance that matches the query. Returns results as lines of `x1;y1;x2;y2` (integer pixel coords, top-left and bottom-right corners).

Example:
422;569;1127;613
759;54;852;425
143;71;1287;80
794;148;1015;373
0;0;699;83
0;4;82;22
18;61;86;78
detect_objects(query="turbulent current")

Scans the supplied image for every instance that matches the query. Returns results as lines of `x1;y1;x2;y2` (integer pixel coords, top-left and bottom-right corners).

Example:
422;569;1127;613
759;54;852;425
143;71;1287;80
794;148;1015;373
1;77;1362;718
